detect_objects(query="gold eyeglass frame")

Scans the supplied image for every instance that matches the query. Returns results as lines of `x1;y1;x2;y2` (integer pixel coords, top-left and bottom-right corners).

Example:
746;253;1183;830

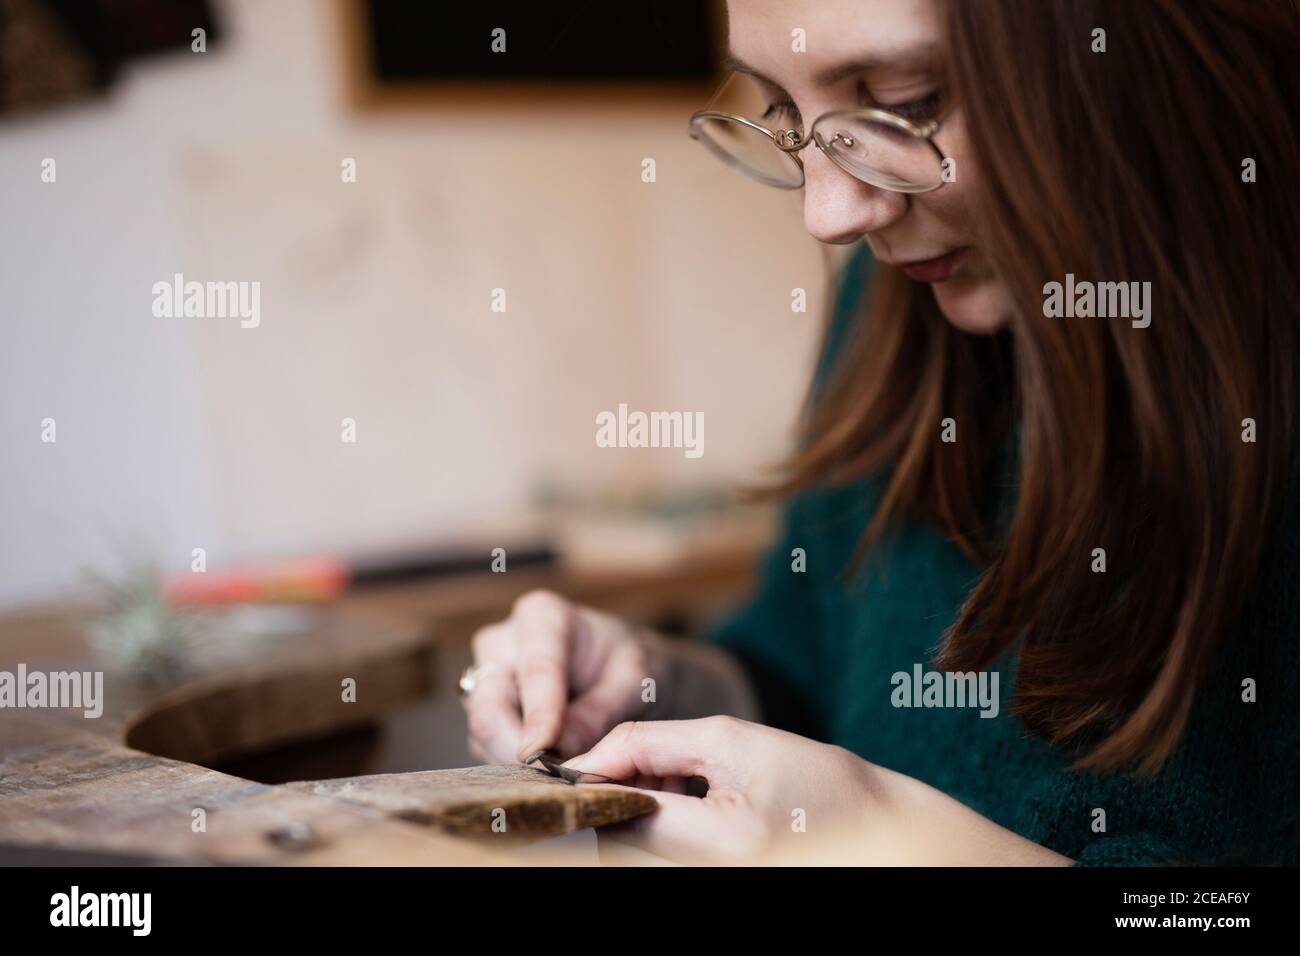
688;77;948;193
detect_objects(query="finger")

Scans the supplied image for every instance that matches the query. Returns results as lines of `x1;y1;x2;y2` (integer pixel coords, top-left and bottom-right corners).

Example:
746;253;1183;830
513;592;575;759
610;775;691;793
658;776;691;795
556;647;645;755
598;787;745;864
563;717;745;786
463;667;524;764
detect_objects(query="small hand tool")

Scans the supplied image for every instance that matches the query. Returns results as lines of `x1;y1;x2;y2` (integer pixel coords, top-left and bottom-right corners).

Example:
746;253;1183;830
523;750;617;785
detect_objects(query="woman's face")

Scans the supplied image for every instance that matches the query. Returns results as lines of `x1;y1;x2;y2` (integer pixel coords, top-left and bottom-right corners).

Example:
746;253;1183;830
725;0;1014;334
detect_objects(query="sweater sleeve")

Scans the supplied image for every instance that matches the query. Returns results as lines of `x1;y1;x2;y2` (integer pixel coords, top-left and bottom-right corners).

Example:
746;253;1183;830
712;494;829;740
709;243;875;741
1070;834;1185;867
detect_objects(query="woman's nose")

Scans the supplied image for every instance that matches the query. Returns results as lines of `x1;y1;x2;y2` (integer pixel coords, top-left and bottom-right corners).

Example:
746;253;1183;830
801;146;908;244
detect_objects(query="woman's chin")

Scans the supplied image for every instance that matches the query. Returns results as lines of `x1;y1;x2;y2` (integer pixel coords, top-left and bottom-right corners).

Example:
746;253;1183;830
930;275;1015;334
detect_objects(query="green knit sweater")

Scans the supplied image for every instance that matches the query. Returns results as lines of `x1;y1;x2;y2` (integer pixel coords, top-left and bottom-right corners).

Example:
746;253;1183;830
713;243;1300;866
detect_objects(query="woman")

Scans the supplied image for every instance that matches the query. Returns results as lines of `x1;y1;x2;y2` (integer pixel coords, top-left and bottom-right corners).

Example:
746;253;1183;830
461;0;1300;864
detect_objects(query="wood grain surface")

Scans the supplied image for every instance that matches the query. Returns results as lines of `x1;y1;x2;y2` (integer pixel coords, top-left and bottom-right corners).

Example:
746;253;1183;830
290;765;653;837
0;603;656;865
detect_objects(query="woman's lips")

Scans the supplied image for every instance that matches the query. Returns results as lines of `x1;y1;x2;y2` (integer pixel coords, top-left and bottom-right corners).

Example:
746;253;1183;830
896;248;967;283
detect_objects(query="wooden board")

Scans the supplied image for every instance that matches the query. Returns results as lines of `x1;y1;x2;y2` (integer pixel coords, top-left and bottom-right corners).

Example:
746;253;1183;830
0;604;654;864
289;765;653;837
0;714;487;865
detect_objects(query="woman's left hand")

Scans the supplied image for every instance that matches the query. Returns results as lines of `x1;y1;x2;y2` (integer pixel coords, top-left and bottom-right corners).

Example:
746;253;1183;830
562;716;878;863
566;715;1074;865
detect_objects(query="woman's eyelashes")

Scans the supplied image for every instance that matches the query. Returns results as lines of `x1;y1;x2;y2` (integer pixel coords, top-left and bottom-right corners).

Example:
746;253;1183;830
760;88;942;126
875;91;941;121
760;98;800;125
858;78;942;120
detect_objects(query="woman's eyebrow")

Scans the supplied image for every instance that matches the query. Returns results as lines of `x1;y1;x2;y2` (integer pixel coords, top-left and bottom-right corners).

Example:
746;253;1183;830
723;47;939;88
722;55;778;86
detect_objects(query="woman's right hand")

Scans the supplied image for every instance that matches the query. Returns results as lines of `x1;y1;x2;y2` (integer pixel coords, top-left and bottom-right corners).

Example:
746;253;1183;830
461;590;665;764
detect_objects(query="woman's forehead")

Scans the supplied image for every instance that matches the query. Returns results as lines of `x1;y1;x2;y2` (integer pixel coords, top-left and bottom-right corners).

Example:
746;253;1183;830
724;0;941;92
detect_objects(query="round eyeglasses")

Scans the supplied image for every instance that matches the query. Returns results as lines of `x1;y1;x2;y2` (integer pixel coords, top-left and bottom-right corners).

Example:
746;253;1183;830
688;73;949;193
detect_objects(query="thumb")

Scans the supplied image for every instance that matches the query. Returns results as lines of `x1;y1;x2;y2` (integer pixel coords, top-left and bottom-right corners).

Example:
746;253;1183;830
564;716;744;786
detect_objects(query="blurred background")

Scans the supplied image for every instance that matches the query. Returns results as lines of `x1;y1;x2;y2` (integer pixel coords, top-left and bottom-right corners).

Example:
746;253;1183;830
0;0;838;776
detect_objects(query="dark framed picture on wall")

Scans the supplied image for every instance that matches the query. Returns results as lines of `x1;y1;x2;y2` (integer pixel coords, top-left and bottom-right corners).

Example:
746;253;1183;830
340;0;724;107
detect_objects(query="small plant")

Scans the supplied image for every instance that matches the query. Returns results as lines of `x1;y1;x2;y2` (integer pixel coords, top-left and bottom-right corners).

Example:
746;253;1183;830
83;565;202;683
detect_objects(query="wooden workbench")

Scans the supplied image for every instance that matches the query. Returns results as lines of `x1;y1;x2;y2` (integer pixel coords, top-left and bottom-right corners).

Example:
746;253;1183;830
0;550;757;865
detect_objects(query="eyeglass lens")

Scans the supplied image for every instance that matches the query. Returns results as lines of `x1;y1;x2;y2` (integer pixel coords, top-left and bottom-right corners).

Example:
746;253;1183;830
691;71;943;192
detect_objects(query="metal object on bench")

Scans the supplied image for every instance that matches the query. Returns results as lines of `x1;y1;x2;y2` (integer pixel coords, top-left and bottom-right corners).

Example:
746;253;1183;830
524;750;618;786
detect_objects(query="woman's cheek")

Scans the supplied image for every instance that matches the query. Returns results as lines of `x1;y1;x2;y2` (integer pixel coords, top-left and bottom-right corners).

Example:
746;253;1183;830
932;276;1016;334
918;114;1016;332
924;110;977;237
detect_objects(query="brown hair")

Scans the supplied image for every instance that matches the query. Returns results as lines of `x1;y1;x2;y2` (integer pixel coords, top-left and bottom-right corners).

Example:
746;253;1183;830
778;0;1300;773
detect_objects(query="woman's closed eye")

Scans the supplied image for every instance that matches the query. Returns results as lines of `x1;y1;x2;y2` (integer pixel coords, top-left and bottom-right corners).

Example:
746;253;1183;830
872;91;942;122
760;99;801;125
762;91;942;128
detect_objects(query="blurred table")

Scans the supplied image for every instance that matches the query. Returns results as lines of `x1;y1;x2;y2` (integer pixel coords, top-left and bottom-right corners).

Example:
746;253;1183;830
0;545;758;865
344;542;760;641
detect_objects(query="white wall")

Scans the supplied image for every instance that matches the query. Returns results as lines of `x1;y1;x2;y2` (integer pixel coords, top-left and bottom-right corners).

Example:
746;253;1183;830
0;0;830;606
